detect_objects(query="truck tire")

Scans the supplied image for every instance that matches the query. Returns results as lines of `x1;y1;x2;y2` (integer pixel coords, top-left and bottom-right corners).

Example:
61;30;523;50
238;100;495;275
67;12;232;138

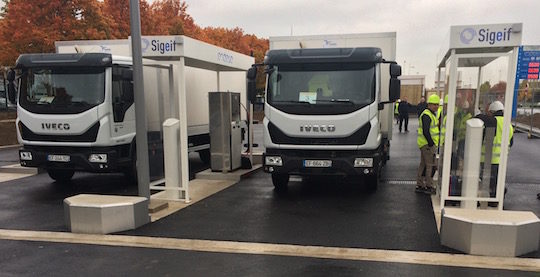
272;173;289;192
48;169;74;183
198;149;211;164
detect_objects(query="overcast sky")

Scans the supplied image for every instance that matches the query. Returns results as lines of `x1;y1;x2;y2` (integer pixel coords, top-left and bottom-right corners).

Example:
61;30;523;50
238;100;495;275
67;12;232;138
183;0;540;88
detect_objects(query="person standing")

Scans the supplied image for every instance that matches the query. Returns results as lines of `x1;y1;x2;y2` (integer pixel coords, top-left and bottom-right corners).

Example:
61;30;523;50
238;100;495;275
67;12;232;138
416;94;440;195
478;101;513;205
398;97;410;132
417;97;427;117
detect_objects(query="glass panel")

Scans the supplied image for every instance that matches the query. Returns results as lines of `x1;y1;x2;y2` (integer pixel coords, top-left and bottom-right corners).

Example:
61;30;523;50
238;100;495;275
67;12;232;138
441;55;511;208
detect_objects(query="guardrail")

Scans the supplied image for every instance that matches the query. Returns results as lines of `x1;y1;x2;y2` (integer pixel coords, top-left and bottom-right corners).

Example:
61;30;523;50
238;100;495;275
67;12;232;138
512;121;540;139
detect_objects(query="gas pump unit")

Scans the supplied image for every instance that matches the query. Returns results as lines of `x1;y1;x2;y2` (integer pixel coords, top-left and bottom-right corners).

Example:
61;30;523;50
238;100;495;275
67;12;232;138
209;91;242;172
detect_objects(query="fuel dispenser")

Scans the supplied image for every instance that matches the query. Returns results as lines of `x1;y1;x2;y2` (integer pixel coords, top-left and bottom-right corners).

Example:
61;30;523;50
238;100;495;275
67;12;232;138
209;91;242;172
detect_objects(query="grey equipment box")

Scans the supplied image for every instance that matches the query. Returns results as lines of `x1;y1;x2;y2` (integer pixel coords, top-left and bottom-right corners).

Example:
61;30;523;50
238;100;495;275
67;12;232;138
209;91;242;172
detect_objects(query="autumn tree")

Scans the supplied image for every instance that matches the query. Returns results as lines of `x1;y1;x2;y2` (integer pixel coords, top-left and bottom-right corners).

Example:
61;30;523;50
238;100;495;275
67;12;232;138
0;0;113;65
0;0;270;89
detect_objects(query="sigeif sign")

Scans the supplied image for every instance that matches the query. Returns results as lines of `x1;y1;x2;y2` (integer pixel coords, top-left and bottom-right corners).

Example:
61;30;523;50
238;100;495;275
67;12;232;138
450;23;522;49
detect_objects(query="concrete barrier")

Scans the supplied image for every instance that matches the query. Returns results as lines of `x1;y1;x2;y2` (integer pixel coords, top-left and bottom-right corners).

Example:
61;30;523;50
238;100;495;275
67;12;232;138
64;194;149;234
440;208;540;257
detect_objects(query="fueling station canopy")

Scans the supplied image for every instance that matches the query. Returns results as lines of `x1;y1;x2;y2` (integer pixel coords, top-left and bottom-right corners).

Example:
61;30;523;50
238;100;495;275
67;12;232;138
435;23;522;210
56;36;254;202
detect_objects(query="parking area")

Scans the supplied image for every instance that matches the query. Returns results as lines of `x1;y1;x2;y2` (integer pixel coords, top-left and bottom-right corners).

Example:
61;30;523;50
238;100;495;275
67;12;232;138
0;118;539;275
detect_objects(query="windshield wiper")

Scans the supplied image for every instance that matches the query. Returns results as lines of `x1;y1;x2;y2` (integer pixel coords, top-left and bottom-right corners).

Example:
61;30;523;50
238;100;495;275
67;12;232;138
272;100;311;105
314;99;356;105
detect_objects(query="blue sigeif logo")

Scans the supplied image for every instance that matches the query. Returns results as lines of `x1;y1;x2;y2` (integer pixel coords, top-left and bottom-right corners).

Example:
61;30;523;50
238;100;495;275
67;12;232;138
141;38;150;52
460;28;476;44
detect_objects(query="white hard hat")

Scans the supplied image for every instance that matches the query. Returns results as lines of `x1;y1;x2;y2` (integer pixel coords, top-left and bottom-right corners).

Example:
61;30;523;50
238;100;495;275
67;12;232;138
488;101;504;112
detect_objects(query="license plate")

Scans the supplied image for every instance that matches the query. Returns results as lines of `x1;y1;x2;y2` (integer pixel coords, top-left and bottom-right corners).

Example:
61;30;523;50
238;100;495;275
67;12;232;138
47;155;70;162
303;160;332;168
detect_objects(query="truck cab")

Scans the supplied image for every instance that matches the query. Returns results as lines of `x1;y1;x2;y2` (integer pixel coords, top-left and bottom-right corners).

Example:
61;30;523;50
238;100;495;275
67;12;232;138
15;53;140;182
248;46;400;191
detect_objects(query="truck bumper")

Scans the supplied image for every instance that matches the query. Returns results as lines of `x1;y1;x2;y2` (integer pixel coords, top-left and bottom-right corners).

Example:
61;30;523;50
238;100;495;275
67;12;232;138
263;148;383;176
18;145;131;173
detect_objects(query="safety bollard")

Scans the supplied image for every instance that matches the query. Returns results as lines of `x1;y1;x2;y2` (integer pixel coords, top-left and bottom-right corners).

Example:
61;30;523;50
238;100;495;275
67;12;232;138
461;118;484;209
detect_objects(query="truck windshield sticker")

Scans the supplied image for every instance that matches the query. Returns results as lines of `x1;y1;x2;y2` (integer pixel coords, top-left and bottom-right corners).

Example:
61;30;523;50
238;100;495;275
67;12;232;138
299;92;317;104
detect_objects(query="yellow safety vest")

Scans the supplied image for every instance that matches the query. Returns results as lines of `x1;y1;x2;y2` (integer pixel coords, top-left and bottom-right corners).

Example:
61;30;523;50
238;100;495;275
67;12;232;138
481;116;514;164
456;111;472;141
418;109;439;148
394;102;399;114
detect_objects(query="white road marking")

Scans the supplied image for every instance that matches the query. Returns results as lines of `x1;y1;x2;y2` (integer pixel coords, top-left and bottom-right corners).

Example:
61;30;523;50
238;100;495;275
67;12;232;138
0;229;538;272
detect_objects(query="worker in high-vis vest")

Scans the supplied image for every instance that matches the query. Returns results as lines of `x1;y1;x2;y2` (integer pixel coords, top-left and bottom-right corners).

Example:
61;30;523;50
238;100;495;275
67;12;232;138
394;99;400;125
479;100;513;200
416;94;440;195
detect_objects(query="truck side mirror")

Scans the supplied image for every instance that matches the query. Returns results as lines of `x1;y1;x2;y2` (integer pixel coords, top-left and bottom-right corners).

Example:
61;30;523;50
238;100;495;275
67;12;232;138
389;78;400;102
247;66;257;103
390;64;401;78
6;69;17;104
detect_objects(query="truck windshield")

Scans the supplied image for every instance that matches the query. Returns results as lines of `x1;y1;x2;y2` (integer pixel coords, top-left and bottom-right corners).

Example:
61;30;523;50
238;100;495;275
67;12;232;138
267;63;375;115
19;67;106;114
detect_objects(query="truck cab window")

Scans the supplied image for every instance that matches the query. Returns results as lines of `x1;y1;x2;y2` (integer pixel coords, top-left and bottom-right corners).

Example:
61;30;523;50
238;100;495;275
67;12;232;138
112;66;134;122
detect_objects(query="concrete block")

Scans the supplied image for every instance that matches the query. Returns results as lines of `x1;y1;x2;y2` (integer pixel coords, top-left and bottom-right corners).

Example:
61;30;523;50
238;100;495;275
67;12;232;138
441;208;540;257
64;194;149;234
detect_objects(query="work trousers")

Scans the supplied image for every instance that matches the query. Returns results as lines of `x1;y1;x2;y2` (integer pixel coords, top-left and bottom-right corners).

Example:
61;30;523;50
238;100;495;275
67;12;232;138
417;145;436;188
399;114;409;132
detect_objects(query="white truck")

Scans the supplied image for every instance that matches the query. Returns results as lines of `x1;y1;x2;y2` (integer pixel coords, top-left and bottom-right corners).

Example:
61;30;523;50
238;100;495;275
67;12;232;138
246;33;401;191
12;36;253;182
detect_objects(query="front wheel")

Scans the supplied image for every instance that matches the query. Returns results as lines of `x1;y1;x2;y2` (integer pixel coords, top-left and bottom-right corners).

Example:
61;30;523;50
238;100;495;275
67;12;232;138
272;173;289;193
48;169;74;183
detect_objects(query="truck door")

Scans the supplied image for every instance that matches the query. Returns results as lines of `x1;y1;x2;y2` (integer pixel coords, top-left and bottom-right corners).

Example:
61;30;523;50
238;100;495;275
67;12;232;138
110;66;135;141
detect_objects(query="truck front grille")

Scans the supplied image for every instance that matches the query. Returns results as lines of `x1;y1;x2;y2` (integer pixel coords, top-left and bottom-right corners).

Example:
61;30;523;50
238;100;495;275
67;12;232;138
268;122;370;145
20;122;100;143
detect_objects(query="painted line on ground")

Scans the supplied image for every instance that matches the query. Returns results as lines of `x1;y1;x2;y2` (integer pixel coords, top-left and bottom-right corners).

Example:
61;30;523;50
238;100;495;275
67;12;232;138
0;229;538;272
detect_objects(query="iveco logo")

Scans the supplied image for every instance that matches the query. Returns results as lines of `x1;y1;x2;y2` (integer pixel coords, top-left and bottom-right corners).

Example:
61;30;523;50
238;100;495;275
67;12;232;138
299;124;336;132
41;123;70;130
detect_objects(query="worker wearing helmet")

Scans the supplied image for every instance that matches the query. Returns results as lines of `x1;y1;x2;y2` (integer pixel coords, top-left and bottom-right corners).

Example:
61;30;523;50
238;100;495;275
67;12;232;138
416;94;440;195
477;100;514;205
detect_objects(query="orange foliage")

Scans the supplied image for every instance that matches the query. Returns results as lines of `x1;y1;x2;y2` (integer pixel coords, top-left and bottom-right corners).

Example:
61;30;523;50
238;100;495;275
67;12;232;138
0;0;268;66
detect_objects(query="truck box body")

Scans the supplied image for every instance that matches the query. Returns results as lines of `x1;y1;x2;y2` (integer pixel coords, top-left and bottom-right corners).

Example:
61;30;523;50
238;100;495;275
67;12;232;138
261;33;399;190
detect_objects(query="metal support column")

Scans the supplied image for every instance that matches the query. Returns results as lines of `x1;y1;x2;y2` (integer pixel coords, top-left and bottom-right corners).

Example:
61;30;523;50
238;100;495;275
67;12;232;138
177;61;190;202
129;0;150;198
440;50;458;208
496;47;519;210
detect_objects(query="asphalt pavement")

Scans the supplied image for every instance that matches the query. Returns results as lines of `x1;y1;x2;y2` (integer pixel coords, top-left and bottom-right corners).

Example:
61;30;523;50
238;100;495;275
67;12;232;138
0;118;538;275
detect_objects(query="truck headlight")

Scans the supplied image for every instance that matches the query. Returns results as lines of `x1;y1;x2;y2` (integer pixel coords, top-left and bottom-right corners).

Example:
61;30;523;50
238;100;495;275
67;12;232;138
89;154;108;163
265;156;283;166
20;151;32;161
354;158;373;168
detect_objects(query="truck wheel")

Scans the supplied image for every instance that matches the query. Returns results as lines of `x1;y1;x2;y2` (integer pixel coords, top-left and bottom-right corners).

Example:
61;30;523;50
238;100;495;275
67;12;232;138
272;173;289;192
48;169;74;183
198;149;211;164
365;174;378;191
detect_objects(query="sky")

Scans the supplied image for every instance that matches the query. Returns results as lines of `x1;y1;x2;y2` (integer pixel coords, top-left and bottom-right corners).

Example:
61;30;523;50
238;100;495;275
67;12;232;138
180;0;540;88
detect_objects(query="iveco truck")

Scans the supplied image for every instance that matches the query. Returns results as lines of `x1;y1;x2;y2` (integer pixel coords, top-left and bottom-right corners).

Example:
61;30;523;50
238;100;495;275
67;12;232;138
247;33;401;191
12;53;172;182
